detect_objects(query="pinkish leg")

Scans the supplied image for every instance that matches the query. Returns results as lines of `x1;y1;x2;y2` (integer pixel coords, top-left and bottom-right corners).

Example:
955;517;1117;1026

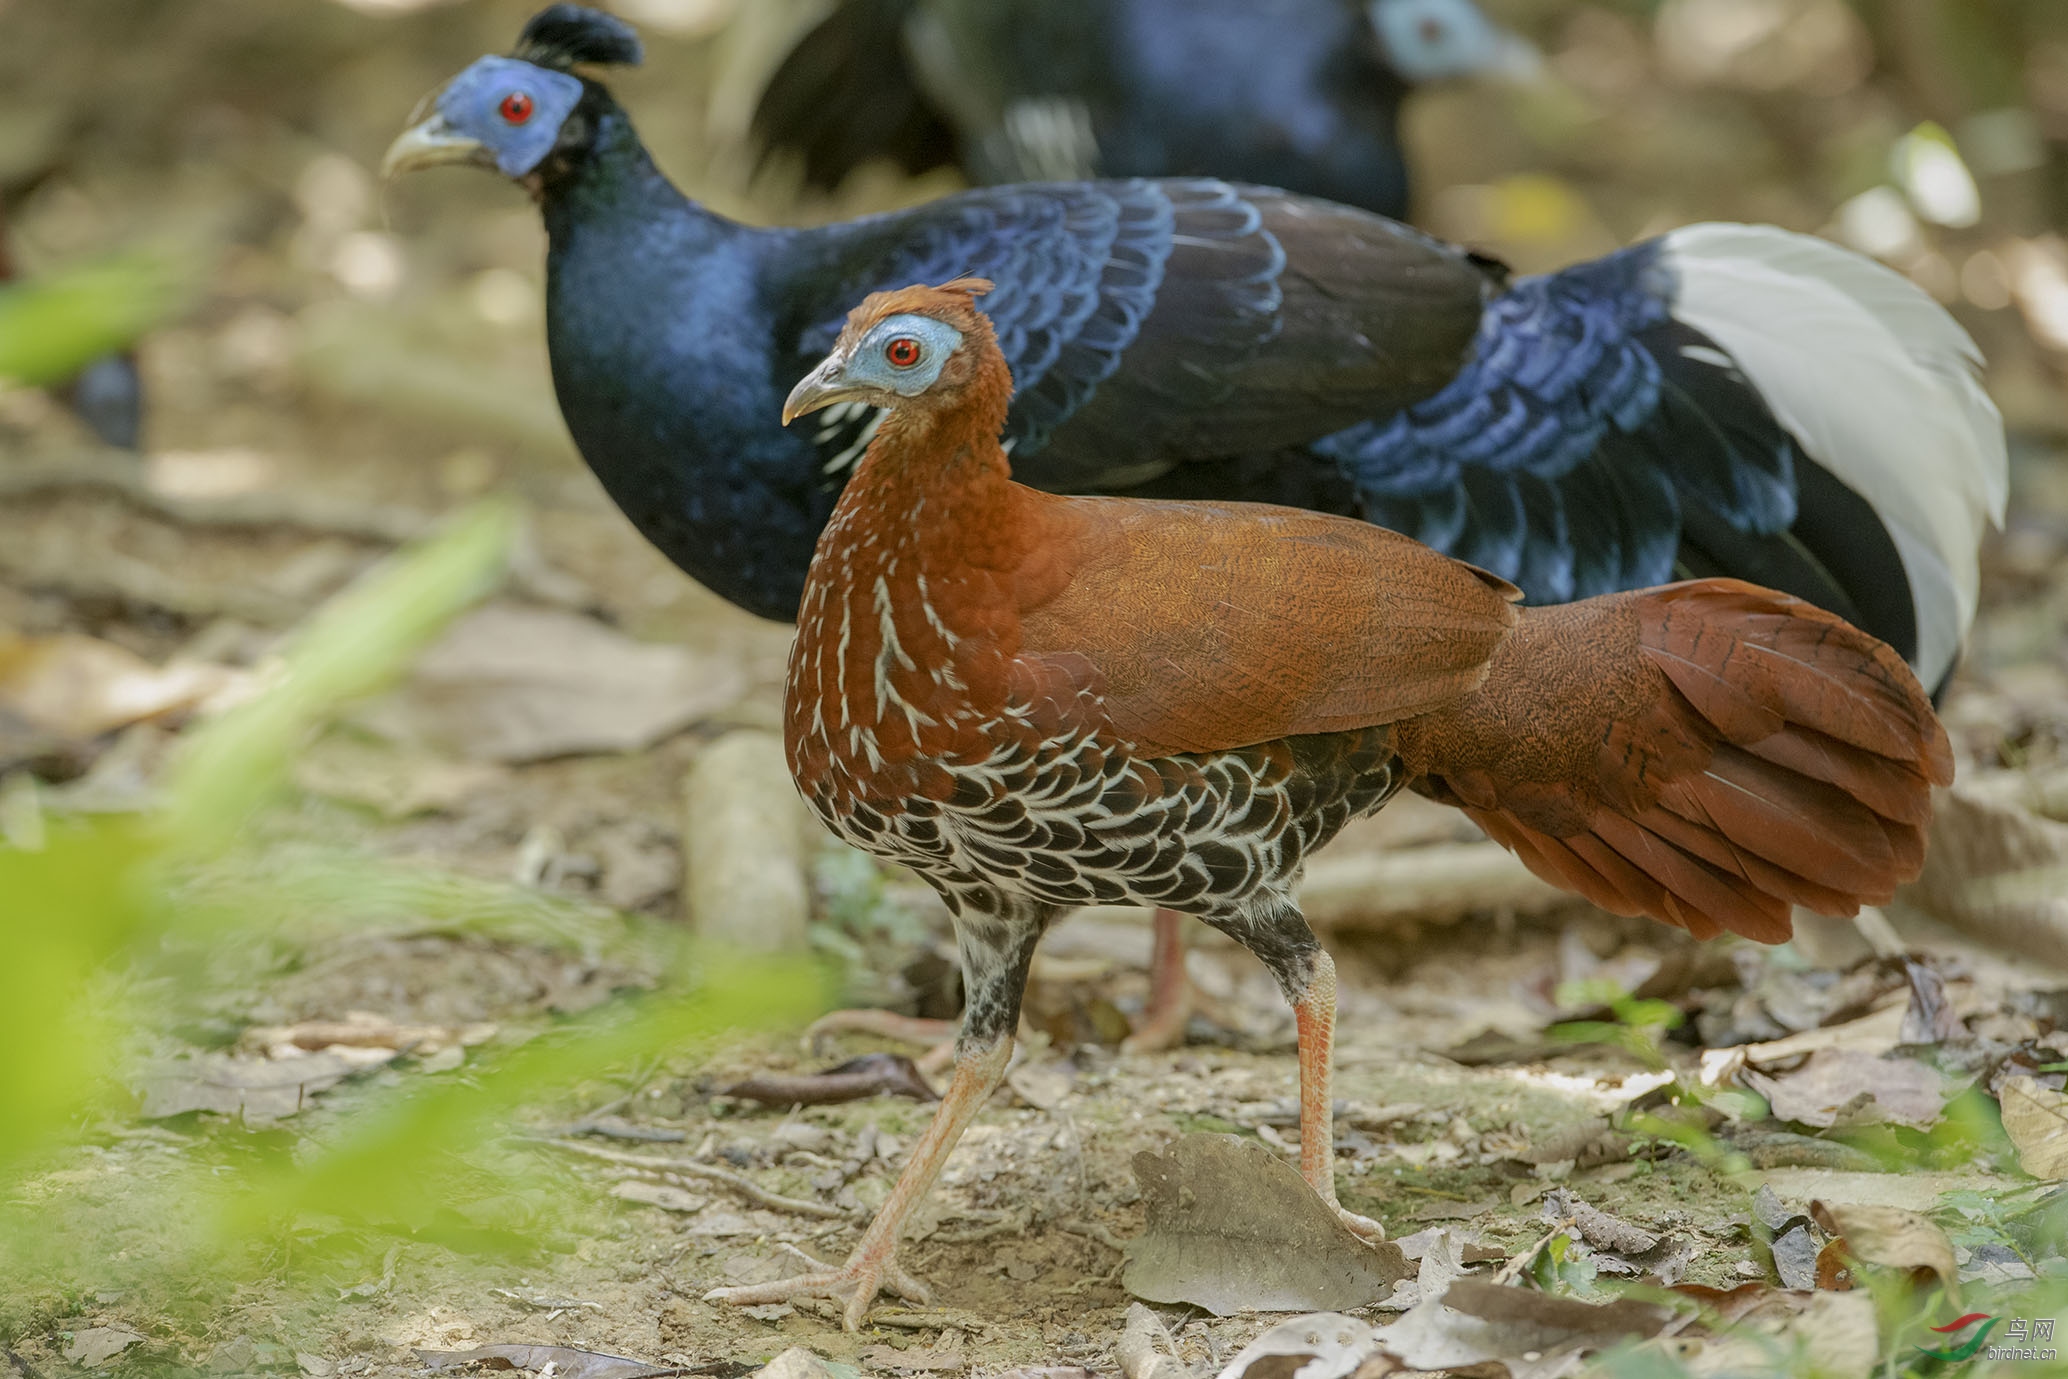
1120;908;1194;1054
705;1036;1013;1330
1294;949;1384;1240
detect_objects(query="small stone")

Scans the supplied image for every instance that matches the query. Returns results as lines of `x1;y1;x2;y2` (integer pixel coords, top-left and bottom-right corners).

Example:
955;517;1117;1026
755;1346;844;1379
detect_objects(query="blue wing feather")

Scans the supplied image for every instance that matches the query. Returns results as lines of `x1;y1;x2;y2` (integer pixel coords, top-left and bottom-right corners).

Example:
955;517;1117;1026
1316;239;1803;603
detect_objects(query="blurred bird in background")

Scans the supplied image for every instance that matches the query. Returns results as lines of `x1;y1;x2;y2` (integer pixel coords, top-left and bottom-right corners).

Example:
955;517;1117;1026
386;5;2004;1051
750;0;1539;217
714;277;1954;1328
0;194;144;451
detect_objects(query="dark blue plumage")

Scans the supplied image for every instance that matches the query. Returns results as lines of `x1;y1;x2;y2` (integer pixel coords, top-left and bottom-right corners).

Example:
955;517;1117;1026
0;195;145;451
387;7;2002;693
752;0;1535;220
1319;243;1803;607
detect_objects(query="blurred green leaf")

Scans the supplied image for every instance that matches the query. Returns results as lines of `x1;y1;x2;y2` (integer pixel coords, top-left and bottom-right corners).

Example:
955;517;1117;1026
219;948;825;1256
0;249;190;386
159;501;516;861
1;504;513;1175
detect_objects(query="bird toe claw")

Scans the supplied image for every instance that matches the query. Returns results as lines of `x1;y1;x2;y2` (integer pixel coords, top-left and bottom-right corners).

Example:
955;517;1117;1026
1331;1203;1386;1242
705;1252;930;1332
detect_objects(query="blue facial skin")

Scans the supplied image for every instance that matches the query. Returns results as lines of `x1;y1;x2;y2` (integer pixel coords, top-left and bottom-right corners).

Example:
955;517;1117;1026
436;56;585;177
841;316;966;398
1369;0;1524;82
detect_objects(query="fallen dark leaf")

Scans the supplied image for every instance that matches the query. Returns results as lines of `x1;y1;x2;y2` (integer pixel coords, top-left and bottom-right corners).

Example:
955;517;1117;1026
1359;1280;1672;1378
1770;1223;1820;1291
1670;1281;1786;1325
136;1051;371;1122
416;1345;679;1378
1810;1201;1959;1303
1899;959;1963;1046
1544;1190;1657;1256
1815;1239;1854;1290
1440;1279;1672;1337
1123;1133;1409;1315
724;1053;937;1106
59;1327;142;1368
1734;1127;1883;1172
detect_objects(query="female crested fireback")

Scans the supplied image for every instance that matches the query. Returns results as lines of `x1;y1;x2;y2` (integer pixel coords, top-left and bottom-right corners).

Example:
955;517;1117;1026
710;278;1953;1330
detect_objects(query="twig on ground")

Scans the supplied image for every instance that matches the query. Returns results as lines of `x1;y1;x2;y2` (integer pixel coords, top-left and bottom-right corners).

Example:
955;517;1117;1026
1491;1221;1572;1285
870;1309;1003;1337
537;1137;847;1219
1058;1218;1131;1253
930;1209;1030;1244
566;1118;691;1143
491;1289;604;1313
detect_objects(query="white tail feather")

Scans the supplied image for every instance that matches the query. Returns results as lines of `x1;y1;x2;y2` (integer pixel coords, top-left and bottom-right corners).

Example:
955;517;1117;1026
1661;223;2007;690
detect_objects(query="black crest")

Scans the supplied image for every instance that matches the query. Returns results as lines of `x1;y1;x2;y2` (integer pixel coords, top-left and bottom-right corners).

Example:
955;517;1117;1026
514;5;645;70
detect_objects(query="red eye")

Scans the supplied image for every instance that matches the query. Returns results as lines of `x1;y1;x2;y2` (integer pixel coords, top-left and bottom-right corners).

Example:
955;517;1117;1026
885;337;923;368
500;91;534;124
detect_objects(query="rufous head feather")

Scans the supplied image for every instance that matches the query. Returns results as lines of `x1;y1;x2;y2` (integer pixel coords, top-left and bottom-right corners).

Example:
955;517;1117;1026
782;279;1003;426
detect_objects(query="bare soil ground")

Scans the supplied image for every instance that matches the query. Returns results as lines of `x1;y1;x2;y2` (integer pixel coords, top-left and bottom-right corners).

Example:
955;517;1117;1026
5;3;2068;1376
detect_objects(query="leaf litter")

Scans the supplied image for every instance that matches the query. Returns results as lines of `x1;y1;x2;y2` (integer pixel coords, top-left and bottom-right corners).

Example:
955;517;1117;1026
9;5;2068;1377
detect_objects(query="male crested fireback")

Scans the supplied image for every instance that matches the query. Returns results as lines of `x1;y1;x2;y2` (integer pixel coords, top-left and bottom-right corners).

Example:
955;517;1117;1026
708;279;1955;1329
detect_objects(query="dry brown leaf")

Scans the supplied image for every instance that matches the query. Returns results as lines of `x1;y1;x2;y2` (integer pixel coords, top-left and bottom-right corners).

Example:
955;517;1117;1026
1699;1002;1908;1087
1912;774;2068;969
0;629;240;739
1810;1201;1959;1304
1999;1075;2068;1179
136;1051;368;1122
359;603;745;762
60;1325;144;1368
239;1011;495;1060
1752;1169;2018;1213
1640;1289;1877;1379
1213;1313;1378;1379
292;734;505;817
1361;1281;1672;1379
1123;1134;1409;1315
1741;1050;1952;1129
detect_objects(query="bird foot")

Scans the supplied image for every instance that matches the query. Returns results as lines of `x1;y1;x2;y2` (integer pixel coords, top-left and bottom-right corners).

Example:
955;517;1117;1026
1119;982;1193;1053
705;1246;931;1332
1330;1201;1386;1242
